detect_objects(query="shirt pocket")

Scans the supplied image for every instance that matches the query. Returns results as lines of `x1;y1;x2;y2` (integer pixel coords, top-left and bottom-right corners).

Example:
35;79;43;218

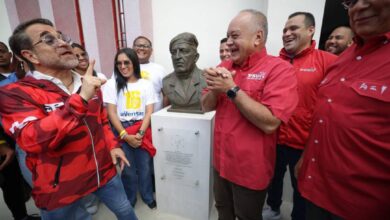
350;80;390;102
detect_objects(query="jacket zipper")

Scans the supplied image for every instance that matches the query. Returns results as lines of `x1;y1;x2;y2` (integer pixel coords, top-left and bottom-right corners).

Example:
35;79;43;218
83;118;101;187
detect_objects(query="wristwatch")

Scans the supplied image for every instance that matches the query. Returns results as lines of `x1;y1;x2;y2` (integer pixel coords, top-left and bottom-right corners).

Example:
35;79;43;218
137;130;145;136
226;86;240;99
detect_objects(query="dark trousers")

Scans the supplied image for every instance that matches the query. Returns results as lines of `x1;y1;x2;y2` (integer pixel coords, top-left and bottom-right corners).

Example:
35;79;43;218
214;169;266;220
0;158;28;220
306;200;343;220
266;144;305;220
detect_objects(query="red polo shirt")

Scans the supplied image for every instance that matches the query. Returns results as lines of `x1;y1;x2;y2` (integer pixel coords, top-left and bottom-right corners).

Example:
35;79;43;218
212;48;298;190
278;41;337;150
298;33;390;220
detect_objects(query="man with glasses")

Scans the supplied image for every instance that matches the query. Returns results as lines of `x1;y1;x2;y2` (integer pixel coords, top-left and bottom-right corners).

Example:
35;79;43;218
133;36;166;112
0;18;138;220
296;0;390;219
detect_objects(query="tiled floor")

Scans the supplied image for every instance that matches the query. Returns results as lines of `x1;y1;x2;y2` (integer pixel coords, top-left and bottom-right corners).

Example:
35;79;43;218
0;193;292;220
1;168;294;219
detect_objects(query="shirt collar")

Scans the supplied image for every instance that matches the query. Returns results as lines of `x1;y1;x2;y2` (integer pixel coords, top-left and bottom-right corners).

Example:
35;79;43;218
29;70;82;94
279;40;316;59
232;47;268;70
353;32;390;46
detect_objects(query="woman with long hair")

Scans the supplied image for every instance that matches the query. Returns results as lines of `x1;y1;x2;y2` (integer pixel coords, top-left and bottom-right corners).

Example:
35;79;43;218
103;48;157;209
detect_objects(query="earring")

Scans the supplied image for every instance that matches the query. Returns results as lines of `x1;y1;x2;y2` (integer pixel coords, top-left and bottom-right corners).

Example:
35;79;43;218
20;62;24;71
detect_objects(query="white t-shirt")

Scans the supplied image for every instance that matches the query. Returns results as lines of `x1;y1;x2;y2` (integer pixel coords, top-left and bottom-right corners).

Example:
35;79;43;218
96;72;107;80
140;62;166;111
103;78;157;122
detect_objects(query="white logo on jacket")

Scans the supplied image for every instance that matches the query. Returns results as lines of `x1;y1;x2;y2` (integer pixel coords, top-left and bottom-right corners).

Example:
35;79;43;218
247;72;266;80
9;116;38;134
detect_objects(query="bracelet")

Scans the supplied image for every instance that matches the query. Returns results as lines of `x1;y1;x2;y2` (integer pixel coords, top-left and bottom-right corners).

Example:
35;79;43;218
119;130;126;137
119;130;128;139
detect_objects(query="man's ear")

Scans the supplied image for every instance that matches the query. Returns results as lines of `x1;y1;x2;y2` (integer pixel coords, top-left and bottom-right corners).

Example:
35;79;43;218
308;25;315;38
254;29;264;46
20;49;39;65
195;52;199;63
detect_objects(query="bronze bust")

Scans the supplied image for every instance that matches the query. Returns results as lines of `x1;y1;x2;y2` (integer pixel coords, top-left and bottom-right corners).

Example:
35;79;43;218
162;32;207;114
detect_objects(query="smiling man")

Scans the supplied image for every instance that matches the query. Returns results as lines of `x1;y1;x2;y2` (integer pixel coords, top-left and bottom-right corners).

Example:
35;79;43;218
0;18;137;220
325;26;355;55
296;0;390;219
202;9;298;220
133;36;166;112
263;12;337;220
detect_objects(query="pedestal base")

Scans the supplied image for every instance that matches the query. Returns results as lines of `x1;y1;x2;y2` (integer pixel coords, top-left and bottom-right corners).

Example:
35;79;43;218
152;106;215;220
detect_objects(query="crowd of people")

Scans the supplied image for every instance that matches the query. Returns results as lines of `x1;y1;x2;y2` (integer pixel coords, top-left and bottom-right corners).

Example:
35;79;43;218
0;0;389;220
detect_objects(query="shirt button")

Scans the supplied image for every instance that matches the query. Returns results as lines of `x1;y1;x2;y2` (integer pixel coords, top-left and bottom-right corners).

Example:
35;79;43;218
312;158;316;162
308;175;312;179
319;119;323;123
314;139;319;144
328;98;332;103
340;77;345;82
356;56;362;61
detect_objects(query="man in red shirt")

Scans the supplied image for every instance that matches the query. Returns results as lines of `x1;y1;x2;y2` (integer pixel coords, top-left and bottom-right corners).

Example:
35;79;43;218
202;9;298;220
296;1;390;219
263;12;337;220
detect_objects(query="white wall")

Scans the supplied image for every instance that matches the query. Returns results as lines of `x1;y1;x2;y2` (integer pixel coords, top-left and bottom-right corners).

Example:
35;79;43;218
266;0;326;56
0;1;13;47
152;0;268;73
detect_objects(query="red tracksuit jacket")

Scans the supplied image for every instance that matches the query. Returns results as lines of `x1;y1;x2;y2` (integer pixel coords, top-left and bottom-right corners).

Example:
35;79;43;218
0;76;118;210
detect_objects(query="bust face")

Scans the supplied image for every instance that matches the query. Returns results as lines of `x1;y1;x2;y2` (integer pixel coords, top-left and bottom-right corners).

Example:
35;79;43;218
170;42;198;78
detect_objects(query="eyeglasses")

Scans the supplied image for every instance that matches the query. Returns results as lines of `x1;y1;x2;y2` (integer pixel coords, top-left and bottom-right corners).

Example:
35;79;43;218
133;44;151;49
341;0;358;9
33;33;72;47
115;60;132;67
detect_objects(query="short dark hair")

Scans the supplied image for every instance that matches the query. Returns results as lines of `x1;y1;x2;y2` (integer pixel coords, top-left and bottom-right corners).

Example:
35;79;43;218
288;12;315;28
71;42;85;51
220;38;228;44
9;18;54;71
133;36;152;47
113;48;141;93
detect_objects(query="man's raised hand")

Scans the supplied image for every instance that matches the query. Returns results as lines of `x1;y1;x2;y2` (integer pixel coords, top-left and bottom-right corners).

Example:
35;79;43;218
79;60;107;101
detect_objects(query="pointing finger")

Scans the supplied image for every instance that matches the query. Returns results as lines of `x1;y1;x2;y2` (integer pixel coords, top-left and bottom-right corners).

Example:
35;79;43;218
85;59;96;76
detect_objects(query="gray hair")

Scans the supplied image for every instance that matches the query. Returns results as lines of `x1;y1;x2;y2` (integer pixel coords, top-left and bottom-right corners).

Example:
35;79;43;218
240;9;268;43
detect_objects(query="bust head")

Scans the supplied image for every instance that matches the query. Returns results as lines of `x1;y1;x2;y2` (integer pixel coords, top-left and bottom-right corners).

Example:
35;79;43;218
169;32;199;79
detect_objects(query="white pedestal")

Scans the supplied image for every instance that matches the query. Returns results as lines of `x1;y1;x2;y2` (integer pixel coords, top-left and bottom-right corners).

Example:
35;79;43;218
151;107;215;220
